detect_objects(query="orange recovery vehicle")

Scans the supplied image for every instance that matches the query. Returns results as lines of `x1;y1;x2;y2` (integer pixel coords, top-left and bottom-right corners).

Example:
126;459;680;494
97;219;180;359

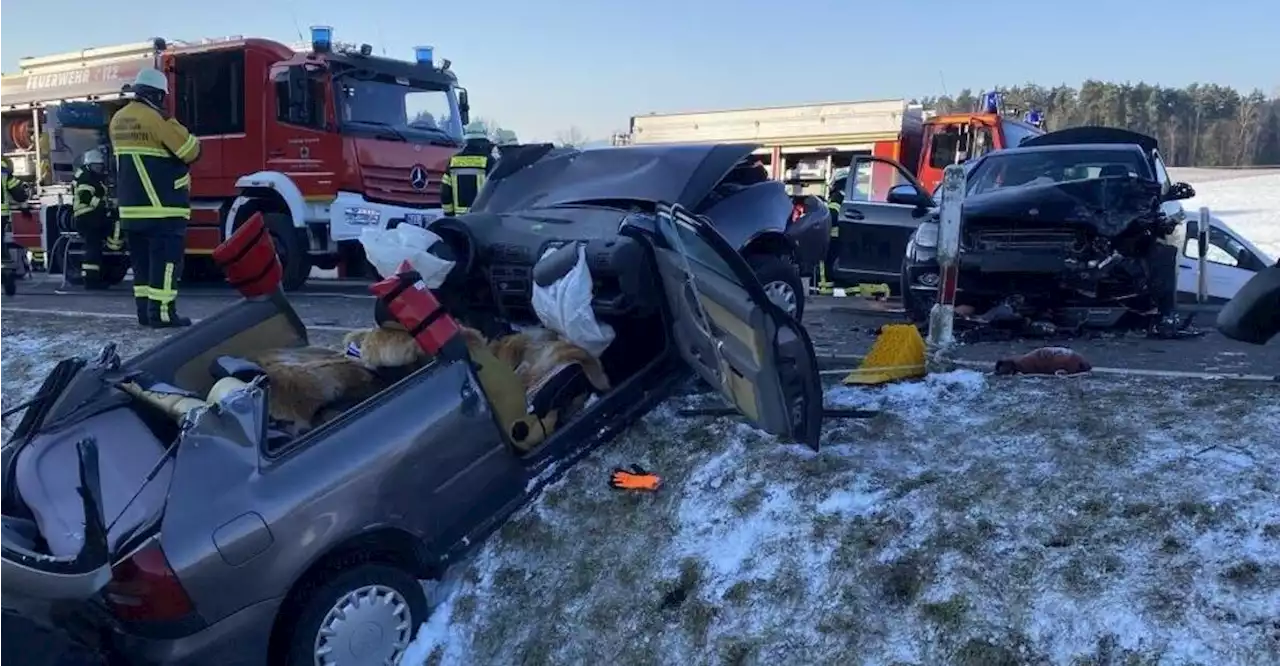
828;91;1046;288
0;27;471;290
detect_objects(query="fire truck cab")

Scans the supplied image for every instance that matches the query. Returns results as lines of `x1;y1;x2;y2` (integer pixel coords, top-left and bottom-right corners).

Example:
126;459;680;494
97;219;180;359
0;28;469;290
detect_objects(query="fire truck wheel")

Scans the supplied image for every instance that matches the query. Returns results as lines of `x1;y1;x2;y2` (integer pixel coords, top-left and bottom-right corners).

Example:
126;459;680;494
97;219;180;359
264;213;311;291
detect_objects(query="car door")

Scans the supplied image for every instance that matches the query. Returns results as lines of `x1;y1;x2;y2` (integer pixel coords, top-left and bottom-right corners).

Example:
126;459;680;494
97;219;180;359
835;156;934;286
650;202;824;449
1180;219;1269;303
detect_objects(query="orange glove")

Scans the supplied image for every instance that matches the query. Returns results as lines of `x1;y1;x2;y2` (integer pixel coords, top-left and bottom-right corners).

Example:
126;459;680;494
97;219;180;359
610;465;661;492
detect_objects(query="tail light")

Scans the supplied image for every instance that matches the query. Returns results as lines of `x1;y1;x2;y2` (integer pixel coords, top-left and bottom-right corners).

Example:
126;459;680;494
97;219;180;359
103;542;194;622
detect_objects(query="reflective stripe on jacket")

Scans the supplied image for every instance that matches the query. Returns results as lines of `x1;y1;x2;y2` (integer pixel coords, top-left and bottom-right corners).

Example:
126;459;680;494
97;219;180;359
108;101;200;221
2;167;27;217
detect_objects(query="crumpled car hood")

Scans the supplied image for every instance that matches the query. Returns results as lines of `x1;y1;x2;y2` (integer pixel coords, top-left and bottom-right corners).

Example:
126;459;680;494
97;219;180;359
964;176;1164;236
471;143;761;215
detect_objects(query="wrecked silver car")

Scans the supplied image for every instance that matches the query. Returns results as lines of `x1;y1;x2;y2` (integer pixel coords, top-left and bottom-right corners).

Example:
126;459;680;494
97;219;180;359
900;127;1197;331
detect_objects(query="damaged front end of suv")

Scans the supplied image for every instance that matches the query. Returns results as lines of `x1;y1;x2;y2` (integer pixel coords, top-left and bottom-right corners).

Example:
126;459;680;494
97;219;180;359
903;132;1195;330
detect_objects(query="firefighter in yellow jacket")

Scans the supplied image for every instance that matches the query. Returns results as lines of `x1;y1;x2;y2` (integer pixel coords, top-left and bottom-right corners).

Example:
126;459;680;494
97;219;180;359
3;157;31;293
108;68;200;327
440;124;496;216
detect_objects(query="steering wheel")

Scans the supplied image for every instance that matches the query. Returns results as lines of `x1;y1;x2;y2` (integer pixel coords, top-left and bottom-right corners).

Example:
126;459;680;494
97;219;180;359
426;216;477;290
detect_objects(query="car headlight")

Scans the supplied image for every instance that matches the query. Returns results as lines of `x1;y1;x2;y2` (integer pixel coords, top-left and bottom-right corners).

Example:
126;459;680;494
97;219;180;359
914;221;940;249
344;206;381;226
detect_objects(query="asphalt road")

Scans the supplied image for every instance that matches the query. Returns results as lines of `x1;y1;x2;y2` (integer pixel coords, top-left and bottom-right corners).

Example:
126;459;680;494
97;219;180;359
1;272;1276;664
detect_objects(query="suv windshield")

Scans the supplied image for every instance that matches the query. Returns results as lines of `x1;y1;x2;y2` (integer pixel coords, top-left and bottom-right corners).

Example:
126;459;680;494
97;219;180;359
967;149;1151;196
335;75;462;144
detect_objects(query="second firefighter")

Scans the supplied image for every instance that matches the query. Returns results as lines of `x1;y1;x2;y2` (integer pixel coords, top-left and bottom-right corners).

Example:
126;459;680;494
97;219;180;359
72;149;124;290
108;68;201;327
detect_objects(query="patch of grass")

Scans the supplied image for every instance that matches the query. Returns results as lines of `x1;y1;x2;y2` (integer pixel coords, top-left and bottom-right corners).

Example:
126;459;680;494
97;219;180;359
718;638;757;666
659;557;705;611
1158;535;1183;554
763;562;808;606
920;594;968;628
931;517;998;557
451;593;478;624
1071;632;1166;665
878;553;928;606
832;514;906;569
722;580;753;605
730;485;768;516
891;469;942;499
1263;523;1280;540
953;637;1024;666
1221;560;1263;587
1060;555;1100;595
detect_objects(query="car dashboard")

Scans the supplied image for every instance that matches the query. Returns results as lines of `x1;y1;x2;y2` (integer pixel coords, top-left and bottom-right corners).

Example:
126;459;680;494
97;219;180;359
441;206;660;321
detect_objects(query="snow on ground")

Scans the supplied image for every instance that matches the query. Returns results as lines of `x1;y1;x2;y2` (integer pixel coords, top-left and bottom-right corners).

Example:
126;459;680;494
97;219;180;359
401;373;1280;666
1181;172;1280;260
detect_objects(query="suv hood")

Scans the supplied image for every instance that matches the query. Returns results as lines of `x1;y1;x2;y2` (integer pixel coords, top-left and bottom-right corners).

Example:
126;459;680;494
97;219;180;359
964;176;1164;236
472;143;761;215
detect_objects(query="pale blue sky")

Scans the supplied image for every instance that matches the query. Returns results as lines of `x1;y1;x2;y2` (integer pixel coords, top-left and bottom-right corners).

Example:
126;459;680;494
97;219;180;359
3;0;1277;142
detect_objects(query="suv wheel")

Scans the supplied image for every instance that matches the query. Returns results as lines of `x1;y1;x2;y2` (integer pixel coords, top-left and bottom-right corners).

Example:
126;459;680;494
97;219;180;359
748;253;805;320
900;262;934;323
284;563;428;666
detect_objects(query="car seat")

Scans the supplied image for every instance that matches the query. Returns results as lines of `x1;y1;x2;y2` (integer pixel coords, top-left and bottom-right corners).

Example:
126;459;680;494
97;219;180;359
1099;164;1130;178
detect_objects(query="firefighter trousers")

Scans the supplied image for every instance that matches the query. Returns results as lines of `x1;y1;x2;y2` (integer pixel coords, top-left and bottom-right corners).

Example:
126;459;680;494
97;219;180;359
75;216;113;288
126;218;187;326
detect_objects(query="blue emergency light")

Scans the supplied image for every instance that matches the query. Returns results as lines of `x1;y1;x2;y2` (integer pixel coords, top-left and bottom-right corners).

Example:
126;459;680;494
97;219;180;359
414;46;434;66
1025;110;1044;127
310;26;334;53
980;90;1002;114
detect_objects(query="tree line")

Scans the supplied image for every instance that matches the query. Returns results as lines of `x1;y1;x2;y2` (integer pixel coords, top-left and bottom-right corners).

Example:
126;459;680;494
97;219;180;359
916;82;1280;167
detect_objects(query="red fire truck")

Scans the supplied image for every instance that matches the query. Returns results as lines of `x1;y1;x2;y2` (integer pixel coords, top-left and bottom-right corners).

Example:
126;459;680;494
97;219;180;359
0;28;470;289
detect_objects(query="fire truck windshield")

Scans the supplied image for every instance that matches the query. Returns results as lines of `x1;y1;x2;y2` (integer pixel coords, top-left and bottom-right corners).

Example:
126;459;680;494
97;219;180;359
336;75;462;145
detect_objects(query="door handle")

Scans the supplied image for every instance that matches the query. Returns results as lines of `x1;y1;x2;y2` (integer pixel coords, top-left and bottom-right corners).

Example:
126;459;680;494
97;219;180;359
845;210;865;221
1179;264;1194;270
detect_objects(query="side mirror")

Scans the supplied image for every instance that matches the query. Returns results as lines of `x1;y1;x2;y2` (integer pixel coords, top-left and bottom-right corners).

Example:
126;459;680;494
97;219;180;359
457;88;470;127
887;183;931;208
1165;181;1196;201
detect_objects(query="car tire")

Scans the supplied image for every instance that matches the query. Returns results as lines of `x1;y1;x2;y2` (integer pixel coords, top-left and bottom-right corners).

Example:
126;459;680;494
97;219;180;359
262;213;310;292
283;563;428;666
748;253;805;320
900;263;933;323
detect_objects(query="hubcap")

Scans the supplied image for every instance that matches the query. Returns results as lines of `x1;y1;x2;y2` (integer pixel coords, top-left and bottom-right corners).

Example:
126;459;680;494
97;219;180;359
763;280;798;316
313;584;413;666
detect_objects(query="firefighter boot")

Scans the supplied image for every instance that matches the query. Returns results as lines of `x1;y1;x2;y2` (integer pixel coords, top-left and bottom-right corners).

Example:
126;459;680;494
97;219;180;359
148;300;192;328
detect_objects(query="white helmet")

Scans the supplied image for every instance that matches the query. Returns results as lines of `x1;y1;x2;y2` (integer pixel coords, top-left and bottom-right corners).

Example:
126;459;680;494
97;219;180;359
463;123;487;141
82;149;105;166
131;68;169;94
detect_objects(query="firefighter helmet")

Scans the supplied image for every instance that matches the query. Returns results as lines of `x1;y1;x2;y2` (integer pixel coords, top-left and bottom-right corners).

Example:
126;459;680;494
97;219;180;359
463;123;487;141
131;68;169;95
82;149;106;166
